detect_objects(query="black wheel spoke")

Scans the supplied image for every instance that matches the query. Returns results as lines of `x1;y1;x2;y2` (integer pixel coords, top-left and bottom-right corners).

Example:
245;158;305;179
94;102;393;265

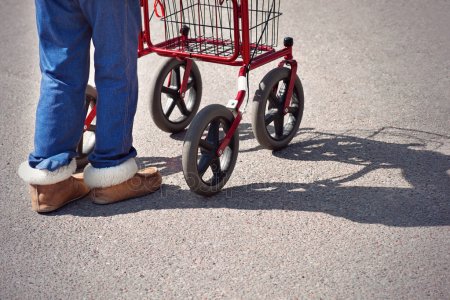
274;114;285;138
287;106;299;115
198;154;214;177
268;92;279;107
176;99;190;116
199;139;214;152
164;98;177;117
207;120;220;145
174;67;182;89
161;86;179;97
210;158;222;175
265;109;278;126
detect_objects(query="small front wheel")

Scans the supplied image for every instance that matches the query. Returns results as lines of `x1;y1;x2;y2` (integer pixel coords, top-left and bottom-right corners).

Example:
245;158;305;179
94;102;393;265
150;57;203;133
182;104;239;196
251;67;304;150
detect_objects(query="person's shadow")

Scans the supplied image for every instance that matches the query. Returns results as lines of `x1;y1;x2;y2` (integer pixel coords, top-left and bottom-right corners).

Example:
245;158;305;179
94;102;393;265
55;127;450;227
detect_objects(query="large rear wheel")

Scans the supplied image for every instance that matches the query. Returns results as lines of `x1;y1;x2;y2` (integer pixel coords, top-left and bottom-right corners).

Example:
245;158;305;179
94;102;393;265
150;58;202;133
251;67;304;150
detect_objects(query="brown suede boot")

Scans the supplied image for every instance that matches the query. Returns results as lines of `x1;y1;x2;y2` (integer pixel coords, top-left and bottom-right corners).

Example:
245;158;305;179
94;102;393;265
90;167;162;205
29;176;90;213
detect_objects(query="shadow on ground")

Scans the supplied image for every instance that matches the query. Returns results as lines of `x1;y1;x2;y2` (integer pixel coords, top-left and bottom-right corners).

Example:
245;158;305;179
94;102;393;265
55;127;450;227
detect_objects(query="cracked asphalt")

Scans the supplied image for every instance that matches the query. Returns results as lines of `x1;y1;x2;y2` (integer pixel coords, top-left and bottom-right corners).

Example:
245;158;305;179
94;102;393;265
1;0;449;298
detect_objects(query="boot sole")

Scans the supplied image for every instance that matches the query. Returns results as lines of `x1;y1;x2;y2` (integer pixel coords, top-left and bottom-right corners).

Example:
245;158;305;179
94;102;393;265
91;185;162;205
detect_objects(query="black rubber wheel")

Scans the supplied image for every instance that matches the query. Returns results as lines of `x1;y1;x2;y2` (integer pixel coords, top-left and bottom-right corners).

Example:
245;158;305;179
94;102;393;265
182;104;239;196
76;85;97;170
251;67;304;150
150;57;202;133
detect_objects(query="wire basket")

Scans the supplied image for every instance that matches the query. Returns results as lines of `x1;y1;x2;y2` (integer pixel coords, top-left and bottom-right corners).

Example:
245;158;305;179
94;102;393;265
151;0;281;59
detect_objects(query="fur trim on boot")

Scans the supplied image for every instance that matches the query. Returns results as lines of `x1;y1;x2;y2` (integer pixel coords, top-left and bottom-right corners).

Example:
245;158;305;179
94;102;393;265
18;160;76;185
83;158;138;189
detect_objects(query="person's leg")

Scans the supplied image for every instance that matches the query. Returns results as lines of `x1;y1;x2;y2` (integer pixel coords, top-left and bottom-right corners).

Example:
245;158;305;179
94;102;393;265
78;0;140;186
78;0;162;201
29;0;92;172
18;0;92;212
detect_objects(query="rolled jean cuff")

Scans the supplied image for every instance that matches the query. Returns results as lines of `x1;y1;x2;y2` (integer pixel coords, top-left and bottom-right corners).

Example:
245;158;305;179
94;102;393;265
18;159;76;185
28;152;77;172
83;158;138;189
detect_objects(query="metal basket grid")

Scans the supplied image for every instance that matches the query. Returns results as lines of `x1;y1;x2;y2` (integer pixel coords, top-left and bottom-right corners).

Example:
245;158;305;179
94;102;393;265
153;0;281;58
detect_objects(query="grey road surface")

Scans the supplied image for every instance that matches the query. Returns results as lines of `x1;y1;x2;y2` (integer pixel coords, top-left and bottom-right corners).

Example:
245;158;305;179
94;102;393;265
1;0;449;299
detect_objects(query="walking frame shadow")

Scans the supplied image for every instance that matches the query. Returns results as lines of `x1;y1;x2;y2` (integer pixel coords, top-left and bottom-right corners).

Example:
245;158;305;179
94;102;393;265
55;126;450;227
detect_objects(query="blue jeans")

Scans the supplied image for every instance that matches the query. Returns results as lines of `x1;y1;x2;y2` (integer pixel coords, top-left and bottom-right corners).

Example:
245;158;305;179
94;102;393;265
29;0;141;171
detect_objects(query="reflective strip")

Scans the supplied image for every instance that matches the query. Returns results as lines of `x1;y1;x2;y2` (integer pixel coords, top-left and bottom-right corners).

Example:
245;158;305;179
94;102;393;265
238;76;247;92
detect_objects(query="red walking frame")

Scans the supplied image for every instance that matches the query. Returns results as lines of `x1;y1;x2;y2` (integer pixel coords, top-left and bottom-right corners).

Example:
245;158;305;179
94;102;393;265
81;0;304;196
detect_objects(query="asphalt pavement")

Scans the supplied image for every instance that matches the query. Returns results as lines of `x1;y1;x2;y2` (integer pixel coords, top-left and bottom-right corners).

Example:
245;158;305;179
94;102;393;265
1;0;449;298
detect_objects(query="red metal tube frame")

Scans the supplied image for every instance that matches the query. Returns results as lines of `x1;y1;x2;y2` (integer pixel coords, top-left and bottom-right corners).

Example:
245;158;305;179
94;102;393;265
84;1;300;161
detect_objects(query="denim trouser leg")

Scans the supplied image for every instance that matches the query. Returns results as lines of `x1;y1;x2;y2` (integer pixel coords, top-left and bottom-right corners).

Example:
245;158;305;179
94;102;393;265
79;0;141;169
22;0;142;186
29;0;92;172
